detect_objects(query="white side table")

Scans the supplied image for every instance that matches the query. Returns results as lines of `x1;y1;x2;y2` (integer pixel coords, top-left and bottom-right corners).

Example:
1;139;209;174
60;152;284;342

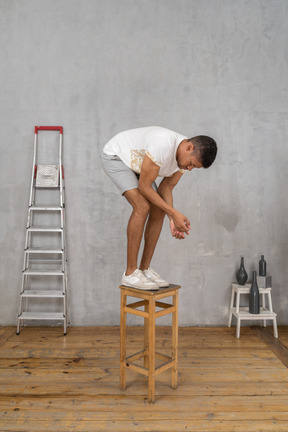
228;283;278;339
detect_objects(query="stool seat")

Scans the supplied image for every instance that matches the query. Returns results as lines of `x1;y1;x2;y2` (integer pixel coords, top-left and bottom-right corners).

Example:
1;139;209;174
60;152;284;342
119;283;180;403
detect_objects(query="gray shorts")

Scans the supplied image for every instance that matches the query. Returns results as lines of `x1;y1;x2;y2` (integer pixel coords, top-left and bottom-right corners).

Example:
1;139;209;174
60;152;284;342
100;152;157;195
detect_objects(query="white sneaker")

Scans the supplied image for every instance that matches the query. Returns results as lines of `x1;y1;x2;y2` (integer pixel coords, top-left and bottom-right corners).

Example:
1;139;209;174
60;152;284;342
143;267;169;288
122;269;159;290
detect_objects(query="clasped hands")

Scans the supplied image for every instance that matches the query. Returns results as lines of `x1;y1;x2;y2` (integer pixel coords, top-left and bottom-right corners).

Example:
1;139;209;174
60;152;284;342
169;210;191;240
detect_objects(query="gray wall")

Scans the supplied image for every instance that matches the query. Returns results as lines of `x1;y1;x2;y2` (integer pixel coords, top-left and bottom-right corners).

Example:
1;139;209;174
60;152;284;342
1;0;287;326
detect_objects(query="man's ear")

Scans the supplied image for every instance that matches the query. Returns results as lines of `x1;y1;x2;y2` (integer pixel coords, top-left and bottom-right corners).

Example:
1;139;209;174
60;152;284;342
186;142;194;152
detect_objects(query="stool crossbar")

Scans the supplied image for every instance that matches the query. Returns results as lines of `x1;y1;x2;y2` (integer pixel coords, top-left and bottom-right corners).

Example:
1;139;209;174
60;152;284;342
119;284;180;403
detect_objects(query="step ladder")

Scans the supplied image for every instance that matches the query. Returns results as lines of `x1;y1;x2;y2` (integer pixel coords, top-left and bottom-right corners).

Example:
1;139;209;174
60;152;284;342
17;126;68;335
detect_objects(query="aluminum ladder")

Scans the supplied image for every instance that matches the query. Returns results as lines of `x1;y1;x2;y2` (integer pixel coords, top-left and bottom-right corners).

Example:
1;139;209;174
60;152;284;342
17;126;68;335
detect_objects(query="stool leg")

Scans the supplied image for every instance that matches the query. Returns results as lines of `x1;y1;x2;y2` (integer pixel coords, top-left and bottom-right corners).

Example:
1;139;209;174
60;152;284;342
273;317;278;338
262;293;266;327
228;287;235;327
120;291;127;391
236;317;241;339
267;290;273;312
268;291;278;338
172;290;178;389
148;297;156;403
144;301;149;369
236;291;241;338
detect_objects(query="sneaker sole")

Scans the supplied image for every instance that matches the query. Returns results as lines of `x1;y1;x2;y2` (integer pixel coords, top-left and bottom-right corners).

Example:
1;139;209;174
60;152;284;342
156;282;170;288
121;282;159;291
144;277;169;288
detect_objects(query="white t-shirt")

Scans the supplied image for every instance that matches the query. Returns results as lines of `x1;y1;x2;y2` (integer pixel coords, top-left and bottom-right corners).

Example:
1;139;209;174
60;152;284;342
103;126;187;177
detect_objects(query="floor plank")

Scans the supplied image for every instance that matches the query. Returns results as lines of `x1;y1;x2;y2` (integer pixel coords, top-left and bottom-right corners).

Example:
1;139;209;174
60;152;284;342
252;326;288;368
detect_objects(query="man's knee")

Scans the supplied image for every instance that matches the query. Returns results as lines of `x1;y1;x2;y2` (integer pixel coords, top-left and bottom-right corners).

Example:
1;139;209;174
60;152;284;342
134;197;151;217
124;189;151;217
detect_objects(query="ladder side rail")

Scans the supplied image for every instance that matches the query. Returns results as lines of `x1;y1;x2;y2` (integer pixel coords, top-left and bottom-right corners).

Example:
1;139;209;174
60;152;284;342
62;270;66;295
62;194;68;289
59;133;64;208
19;274;26;297
61;177;66;212
19;129;37;333
61;230;64;251
18;274;28;323
63;282;67;334
61;251;65;272
64;266;68;332
60;208;64;230
28;133;38;207
61;183;66;228
31;183;36;208
24;224;33;251
64;228;68;273
62;201;68;329
62;202;68;326
22;241;29;271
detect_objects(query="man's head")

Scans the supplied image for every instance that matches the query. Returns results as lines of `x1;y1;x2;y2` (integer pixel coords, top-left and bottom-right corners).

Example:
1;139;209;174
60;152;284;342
176;136;217;171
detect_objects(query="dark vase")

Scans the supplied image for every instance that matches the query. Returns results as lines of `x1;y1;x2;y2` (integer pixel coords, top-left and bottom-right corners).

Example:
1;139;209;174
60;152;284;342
259;255;266;276
236;257;248;285
249;271;260;314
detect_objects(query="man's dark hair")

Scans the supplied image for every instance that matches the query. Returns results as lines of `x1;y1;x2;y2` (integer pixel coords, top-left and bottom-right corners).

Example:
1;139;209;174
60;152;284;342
188;135;217;168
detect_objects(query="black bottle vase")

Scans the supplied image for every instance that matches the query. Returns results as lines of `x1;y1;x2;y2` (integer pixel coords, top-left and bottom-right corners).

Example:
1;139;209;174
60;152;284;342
259;255;266;276
236;257;248;285
249;271;260;314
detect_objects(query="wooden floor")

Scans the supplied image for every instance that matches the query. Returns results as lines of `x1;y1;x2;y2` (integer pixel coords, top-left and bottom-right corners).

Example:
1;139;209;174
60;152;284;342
1;325;288;431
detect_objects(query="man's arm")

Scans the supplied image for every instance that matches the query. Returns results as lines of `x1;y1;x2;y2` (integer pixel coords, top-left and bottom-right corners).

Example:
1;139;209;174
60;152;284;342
157;171;182;207
157;173;186;239
138;155;190;234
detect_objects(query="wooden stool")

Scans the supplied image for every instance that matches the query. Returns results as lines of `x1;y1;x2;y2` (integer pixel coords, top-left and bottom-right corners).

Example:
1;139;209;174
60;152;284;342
119;283;180;403
228;283;278;339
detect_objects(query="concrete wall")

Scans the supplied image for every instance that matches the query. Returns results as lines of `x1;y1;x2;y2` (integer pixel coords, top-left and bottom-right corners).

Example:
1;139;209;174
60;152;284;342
0;0;287;326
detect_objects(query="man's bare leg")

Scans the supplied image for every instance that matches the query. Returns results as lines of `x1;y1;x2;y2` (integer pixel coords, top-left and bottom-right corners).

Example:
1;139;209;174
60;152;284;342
123;189;150;275
139;203;165;271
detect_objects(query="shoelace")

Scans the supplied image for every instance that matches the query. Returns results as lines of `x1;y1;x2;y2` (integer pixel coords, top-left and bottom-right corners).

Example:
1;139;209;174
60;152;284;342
148;268;160;278
134;269;149;281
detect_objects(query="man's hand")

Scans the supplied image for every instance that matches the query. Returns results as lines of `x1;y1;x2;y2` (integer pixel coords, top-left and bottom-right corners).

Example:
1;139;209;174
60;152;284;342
170;220;186;239
171;210;191;235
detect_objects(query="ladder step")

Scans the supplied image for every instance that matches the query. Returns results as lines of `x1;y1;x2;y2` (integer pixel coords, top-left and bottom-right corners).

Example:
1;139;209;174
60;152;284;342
35;165;59;188
23;269;64;276
25;248;63;254
34;185;60;190
28;259;63;264
18;312;65;321
29;205;62;211
21;290;64;298
27;226;63;232
27;259;64;265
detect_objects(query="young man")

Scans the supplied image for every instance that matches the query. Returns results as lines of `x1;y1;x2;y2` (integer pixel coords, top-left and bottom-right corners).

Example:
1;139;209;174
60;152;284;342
101;126;217;290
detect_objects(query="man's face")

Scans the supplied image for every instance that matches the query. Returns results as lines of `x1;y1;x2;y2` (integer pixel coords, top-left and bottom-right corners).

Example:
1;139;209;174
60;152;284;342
177;141;203;171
